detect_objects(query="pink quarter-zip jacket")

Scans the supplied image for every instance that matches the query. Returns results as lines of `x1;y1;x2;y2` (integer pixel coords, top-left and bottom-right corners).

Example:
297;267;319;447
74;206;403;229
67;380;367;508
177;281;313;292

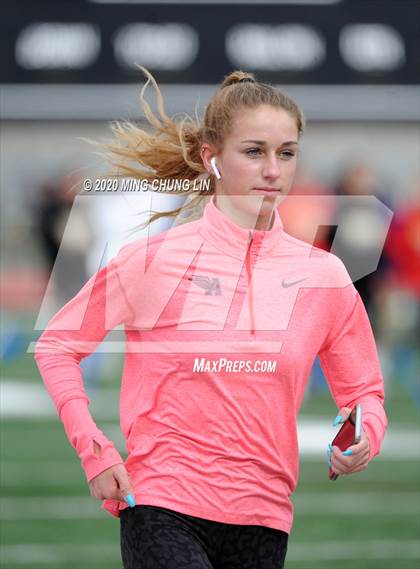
35;195;387;533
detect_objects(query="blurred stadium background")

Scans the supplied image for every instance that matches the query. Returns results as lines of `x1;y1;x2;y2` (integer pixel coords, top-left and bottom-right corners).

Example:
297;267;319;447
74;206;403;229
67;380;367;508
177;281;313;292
1;0;419;567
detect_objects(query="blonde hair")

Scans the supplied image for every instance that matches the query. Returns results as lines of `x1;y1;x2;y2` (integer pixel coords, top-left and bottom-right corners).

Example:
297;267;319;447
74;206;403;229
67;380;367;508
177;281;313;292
96;66;305;228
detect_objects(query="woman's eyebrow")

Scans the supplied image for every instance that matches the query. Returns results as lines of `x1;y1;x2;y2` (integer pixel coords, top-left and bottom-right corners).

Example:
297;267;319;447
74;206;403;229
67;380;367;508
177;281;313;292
240;139;298;146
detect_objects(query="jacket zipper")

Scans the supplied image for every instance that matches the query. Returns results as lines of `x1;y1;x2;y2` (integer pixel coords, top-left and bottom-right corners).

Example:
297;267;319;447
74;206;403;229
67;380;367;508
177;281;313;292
245;230;256;337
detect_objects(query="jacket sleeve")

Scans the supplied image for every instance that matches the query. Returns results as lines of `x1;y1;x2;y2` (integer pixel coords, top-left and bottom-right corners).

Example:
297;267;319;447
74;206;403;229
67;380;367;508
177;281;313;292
34;255;134;482
318;269;388;461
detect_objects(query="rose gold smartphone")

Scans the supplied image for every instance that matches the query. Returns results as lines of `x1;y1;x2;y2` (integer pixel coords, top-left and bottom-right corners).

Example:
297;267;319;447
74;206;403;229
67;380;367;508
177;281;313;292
329;404;362;481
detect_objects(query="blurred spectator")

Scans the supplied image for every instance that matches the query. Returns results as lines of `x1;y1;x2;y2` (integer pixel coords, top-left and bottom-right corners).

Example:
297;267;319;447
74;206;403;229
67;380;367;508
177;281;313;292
379;187;420;405
32;173;92;306
324;163;393;328
34;181;64;273
385;193;420;297
31;173;103;392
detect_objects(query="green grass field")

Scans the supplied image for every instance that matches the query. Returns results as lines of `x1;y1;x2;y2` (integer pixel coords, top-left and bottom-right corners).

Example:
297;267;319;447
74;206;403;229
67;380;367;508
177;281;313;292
1;350;419;569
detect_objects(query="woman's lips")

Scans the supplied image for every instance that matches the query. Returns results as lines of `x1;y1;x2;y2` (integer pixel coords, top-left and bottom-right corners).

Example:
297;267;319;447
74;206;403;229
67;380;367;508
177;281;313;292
252;187;281;195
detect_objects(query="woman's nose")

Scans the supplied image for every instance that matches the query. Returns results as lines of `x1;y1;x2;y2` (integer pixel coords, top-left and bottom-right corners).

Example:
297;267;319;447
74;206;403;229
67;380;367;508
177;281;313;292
262;155;281;179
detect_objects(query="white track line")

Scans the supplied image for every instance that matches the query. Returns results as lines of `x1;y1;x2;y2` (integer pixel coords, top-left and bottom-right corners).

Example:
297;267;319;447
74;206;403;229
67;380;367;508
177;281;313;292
1;461;83;486
0;544;120;565
1;381;419;458
288;540;420;561
0;541;419;564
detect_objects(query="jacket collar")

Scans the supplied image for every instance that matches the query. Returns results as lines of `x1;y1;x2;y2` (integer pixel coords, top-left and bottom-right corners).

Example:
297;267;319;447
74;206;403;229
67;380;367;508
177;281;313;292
198;195;283;259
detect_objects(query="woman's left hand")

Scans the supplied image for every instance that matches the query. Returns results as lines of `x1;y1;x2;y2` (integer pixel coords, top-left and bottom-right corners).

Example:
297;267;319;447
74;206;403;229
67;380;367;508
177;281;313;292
327;406;370;476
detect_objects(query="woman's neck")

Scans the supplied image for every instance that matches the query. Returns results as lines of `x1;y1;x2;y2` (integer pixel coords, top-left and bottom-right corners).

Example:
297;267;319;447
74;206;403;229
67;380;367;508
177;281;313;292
214;194;275;231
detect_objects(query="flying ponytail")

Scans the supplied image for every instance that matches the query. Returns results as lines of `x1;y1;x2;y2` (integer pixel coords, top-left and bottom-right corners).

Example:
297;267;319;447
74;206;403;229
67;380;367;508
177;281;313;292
90;66;304;229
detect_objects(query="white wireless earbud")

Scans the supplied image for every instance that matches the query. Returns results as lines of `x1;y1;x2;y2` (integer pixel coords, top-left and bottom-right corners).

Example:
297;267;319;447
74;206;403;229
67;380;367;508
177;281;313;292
210;157;221;180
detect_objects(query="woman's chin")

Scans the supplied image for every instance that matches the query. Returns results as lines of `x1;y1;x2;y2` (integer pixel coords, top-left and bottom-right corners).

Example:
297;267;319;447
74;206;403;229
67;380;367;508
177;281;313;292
243;193;283;215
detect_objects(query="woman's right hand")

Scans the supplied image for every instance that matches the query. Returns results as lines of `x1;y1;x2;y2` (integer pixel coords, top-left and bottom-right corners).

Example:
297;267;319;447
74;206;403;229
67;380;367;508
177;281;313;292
88;463;136;507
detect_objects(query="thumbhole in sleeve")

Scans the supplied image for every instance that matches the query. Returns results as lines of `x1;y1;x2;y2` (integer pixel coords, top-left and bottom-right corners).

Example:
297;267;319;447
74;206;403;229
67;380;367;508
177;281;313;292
92;438;103;460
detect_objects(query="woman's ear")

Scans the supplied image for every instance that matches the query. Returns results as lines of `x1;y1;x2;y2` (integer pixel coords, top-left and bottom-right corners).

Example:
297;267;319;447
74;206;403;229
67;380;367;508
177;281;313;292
200;143;217;175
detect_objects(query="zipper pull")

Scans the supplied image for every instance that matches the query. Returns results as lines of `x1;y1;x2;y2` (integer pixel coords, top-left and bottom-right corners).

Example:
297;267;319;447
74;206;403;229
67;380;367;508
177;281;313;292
247;230;253;246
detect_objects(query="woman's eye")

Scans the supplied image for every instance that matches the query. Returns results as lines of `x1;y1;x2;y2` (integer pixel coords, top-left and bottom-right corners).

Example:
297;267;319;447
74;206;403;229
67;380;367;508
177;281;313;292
279;151;295;160
245;148;296;159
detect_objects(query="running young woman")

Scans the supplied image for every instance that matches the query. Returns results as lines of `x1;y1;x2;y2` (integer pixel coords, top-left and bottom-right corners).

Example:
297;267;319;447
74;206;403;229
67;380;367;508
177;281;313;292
35;69;388;569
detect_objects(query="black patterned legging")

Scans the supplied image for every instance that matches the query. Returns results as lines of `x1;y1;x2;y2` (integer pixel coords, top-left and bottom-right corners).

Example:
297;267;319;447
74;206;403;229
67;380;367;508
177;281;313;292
120;505;288;569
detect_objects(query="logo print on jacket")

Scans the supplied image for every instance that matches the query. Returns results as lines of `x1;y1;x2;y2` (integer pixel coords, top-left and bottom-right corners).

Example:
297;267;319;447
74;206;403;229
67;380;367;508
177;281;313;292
189;275;222;296
281;277;307;288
